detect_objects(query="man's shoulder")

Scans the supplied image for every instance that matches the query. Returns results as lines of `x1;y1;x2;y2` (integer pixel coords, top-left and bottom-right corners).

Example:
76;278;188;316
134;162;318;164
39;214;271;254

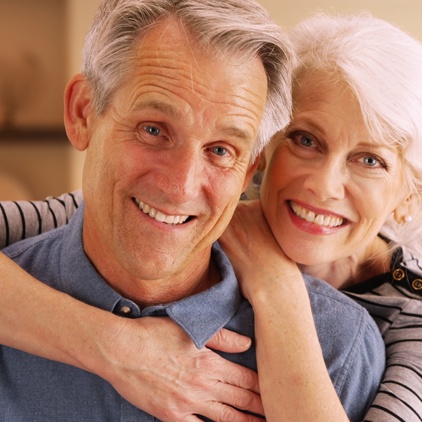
303;274;384;371
3;224;66;260
304;275;385;420
303;274;380;337
3;203;84;264
304;274;366;312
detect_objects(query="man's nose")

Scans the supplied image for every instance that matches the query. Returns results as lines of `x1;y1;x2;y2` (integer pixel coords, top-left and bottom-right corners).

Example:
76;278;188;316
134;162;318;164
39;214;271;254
158;150;202;203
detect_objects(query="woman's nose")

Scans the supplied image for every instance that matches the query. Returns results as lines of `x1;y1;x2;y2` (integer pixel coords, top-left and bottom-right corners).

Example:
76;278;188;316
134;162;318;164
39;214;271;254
302;158;346;201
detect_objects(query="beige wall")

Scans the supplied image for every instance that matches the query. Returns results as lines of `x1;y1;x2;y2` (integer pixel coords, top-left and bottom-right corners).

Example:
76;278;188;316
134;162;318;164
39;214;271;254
258;0;422;40
0;0;66;128
0;0;69;200
0;0;100;199
66;0;101;192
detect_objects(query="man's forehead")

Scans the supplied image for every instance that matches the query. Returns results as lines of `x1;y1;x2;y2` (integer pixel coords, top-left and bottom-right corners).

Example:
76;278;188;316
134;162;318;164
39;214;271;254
122;16;268;146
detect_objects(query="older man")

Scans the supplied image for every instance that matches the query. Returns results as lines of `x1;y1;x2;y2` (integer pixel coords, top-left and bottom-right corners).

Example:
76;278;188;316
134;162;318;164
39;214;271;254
0;0;384;420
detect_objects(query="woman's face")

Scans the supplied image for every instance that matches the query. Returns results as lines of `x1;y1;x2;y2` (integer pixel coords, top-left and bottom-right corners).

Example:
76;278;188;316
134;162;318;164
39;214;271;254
261;71;408;266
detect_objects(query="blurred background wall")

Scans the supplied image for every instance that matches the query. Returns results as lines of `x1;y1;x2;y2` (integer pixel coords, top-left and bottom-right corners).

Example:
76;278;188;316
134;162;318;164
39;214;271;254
1;0;421;200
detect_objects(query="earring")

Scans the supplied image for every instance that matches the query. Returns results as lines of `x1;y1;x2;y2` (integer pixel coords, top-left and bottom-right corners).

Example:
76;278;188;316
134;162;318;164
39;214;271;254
393;211;413;224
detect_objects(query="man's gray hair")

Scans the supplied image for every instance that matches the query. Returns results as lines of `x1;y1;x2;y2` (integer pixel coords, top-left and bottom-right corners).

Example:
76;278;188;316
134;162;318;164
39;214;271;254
82;0;295;159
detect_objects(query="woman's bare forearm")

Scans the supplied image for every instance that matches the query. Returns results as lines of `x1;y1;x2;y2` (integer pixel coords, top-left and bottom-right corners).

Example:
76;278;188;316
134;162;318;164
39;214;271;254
0;252;117;370
250;272;349;421
219;201;349;421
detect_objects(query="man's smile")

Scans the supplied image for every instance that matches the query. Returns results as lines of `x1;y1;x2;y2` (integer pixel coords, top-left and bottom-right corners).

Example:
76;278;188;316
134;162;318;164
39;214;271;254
133;197;190;225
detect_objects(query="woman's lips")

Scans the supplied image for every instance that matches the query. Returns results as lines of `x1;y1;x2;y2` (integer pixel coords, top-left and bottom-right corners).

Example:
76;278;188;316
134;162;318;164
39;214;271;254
290;200;344;228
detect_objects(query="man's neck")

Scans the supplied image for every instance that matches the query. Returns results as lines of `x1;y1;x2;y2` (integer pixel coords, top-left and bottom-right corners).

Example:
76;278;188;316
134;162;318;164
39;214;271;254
95;254;221;309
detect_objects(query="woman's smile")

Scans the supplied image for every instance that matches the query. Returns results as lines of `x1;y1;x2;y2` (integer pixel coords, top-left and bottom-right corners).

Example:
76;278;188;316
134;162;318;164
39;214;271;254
289;200;345;228
261;71;407;266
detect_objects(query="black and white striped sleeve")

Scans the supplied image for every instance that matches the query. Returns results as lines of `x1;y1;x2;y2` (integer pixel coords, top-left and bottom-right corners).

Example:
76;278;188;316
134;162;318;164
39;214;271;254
0;190;83;249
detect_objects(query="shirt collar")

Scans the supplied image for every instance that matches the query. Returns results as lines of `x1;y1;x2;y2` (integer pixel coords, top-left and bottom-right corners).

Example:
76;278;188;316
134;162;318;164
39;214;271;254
143;243;241;348
60;203;241;349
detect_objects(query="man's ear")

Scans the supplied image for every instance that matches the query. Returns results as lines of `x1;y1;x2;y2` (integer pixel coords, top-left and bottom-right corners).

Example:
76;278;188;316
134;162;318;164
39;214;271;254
64;73;93;151
242;154;262;192
257;153;266;172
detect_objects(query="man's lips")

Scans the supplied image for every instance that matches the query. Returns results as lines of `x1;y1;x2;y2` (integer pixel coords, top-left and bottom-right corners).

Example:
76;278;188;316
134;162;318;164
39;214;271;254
289;200;345;228
133;198;190;225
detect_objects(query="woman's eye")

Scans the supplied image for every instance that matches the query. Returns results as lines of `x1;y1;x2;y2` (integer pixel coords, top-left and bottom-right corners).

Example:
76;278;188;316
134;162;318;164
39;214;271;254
363;156;378;166
360;155;386;169
298;134;315;147
288;131;317;148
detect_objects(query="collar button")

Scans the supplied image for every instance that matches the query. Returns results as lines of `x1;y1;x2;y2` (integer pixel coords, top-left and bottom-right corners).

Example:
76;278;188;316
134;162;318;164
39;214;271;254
120;306;132;315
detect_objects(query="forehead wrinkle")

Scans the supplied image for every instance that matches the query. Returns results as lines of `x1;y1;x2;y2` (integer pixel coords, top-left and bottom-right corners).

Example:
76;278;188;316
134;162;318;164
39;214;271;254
132;24;264;144
192;70;265;136
133;97;187;121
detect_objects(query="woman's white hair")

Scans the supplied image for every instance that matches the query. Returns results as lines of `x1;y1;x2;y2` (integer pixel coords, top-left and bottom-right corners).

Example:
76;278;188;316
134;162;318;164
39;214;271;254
81;0;295;160
286;12;422;257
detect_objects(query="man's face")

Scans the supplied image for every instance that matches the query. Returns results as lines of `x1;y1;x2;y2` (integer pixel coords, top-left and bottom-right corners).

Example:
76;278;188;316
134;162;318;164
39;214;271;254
78;19;268;300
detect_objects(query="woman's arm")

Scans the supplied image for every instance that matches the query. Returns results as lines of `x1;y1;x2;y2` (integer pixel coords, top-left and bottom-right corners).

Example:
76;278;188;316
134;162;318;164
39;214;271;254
220;200;349;422
0;252;264;420
0;191;83;248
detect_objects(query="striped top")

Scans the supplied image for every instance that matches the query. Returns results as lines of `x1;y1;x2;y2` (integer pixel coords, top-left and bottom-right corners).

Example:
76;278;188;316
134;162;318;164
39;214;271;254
345;248;422;421
1;190;421;420
0;191;82;249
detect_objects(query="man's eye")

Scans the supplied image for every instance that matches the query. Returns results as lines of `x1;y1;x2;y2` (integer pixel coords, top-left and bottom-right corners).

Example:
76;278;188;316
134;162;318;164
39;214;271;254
144;125;161;136
212;146;227;156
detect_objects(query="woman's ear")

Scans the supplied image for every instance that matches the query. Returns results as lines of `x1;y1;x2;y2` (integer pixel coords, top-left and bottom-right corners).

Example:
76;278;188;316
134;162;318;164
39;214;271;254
64;74;93;152
393;193;418;224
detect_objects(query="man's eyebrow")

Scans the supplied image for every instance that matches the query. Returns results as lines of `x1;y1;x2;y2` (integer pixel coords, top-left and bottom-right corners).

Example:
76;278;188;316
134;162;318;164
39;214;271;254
220;125;253;142
134;99;254;142
134;99;185;119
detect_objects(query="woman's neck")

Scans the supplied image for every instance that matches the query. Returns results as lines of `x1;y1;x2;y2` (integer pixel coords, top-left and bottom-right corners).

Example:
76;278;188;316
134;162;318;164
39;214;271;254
298;236;392;290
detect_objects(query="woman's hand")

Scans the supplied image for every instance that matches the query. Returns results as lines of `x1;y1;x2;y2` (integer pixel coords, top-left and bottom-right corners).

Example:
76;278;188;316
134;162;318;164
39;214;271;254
95;316;264;421
219;200;300;303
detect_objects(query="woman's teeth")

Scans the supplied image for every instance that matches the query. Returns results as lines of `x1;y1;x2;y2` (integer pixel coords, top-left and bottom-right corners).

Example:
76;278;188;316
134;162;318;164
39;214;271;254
134;198;189;225
291;202;343;227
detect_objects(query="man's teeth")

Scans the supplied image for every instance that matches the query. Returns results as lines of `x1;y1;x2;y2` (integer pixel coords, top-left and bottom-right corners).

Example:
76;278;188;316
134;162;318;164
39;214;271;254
291;202;343;227
134;199;189;225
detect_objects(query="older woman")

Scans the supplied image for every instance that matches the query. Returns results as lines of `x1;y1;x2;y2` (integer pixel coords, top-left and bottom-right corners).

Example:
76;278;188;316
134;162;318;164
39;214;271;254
222;12;422;421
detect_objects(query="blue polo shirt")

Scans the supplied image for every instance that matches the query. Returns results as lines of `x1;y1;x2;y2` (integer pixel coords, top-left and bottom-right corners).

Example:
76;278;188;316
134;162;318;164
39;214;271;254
2;203;385;421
